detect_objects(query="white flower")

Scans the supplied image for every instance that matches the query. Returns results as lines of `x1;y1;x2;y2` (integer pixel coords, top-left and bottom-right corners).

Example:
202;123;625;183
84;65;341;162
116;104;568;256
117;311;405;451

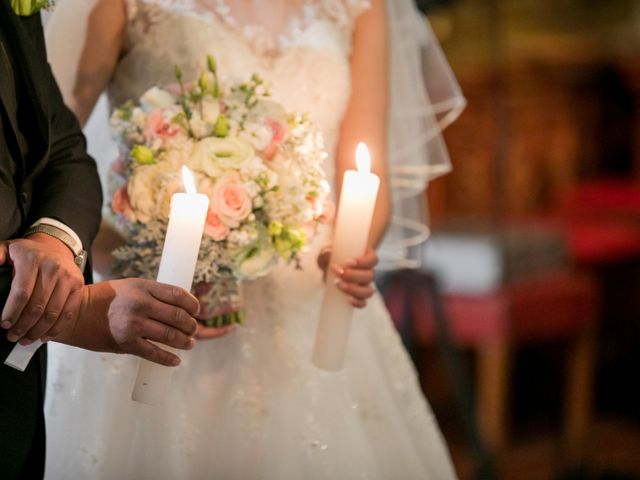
242;180;261;199
240;122;273;151
140;86;176;111
201;97;221;124
227;226;258;247
190;137;254;178
190;118;210;139
234;242;277;279
250;99;288;123
160;140;195;168
127;161;177;223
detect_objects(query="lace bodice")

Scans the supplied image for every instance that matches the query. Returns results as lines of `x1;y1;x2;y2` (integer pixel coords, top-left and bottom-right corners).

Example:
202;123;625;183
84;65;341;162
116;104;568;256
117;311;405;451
109;0;370;187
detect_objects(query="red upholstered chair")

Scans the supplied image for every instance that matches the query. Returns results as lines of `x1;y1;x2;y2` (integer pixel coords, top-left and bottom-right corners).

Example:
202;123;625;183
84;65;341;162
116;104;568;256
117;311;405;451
381;268;599;459
558;180;640;265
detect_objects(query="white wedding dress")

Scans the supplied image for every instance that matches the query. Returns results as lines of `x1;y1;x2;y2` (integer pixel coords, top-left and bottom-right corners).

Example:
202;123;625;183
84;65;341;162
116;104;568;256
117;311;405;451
44;1;458;478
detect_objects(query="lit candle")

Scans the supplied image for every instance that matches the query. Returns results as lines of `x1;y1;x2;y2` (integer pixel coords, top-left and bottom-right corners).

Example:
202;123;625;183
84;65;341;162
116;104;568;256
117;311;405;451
312;143;380;371
132;166;209;405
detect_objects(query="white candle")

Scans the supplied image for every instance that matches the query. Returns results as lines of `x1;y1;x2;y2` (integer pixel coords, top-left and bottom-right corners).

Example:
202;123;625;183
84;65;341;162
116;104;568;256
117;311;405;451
4;339;42;371
132;166;209;405
312;143;380;371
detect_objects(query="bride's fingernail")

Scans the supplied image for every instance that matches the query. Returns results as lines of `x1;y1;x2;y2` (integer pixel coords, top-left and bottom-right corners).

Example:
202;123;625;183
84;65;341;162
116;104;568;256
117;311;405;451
334;279;345;290
331;264;344;276
19;338;33;346
42;336;53;343
1;321;11;329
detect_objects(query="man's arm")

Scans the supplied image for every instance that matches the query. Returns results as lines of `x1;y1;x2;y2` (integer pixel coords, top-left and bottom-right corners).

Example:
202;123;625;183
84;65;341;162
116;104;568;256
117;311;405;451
0;14;102;344
27;13;103;247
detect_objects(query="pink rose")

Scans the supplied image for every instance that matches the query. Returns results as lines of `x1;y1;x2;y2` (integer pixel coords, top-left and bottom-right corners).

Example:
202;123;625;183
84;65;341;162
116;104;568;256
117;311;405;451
204;209;230;241
267;118;287;143
260;119;288;161
210;172;252;228
143;109;179;144
112;186;134;221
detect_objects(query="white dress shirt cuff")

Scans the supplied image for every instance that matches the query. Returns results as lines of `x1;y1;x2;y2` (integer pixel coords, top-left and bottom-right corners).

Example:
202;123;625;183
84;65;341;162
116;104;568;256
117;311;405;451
31;217;83;255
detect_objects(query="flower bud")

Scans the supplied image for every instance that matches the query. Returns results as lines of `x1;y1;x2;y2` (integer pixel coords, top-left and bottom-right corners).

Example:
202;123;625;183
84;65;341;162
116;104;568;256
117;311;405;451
207;55;217;74
268;221;283;237
214;114;229;137
130;145;156;165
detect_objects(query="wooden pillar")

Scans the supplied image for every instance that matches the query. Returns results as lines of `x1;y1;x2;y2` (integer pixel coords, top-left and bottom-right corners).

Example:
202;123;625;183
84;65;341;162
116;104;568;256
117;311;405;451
476;338;510;455
563;328;595;462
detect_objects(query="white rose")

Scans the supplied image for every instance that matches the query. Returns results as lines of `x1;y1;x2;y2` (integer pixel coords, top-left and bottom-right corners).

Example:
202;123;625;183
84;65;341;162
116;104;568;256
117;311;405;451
140;86;176;111
190;137;254;178
234;243;277;279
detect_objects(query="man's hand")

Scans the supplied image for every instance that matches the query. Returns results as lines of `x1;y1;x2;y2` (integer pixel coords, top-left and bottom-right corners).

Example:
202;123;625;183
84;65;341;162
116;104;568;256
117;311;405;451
65;279;200;367
0;234;84;345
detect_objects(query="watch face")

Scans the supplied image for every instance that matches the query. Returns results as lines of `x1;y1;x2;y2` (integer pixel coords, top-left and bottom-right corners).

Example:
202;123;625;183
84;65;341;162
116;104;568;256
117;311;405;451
75;250;88;273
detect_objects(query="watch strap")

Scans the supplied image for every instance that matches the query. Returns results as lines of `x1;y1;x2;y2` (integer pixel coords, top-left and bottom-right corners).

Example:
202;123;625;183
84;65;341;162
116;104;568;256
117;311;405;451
23;224;88;272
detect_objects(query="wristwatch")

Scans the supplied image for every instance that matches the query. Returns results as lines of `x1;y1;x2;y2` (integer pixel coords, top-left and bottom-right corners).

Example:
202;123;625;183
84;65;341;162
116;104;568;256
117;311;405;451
23;224;88;273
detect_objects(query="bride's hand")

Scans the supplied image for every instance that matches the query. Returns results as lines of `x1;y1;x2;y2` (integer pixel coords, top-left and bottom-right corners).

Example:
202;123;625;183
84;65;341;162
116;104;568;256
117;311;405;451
317;247;378;308
195;324;235;340
194;300;237;341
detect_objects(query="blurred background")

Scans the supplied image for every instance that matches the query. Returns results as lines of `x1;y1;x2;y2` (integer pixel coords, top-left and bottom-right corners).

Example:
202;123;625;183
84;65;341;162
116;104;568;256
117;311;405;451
380;0;640;478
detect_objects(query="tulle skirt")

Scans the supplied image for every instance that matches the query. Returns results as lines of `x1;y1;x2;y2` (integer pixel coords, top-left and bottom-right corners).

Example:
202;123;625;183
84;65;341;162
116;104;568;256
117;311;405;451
44;245;456;479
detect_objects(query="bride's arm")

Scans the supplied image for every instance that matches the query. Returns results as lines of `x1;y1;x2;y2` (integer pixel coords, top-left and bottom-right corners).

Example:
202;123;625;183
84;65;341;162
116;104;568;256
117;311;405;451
335;0;391;248
48;0;128;126
321;0;390;308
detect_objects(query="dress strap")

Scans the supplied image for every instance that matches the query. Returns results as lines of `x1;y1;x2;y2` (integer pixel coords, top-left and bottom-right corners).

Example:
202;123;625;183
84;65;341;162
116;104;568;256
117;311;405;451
318;0;371;30
123;0;139;21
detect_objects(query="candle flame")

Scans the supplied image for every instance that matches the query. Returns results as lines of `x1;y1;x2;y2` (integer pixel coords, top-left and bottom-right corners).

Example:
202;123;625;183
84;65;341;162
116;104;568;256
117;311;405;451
182;166;197;194
355;143;371;174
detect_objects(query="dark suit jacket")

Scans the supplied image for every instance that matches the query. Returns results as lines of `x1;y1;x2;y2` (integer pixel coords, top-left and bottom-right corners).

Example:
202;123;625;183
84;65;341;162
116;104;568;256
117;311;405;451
0;3;102;478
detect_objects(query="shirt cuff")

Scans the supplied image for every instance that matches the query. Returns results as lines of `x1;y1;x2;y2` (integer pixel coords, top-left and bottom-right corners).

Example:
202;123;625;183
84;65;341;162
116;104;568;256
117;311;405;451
31;218;83;255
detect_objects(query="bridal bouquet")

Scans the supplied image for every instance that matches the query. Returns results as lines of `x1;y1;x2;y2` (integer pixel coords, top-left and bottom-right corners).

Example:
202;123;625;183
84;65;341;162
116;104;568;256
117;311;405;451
108;57;331;326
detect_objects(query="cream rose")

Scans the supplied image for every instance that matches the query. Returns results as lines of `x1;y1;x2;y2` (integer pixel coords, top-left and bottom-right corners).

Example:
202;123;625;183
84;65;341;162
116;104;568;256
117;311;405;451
191;137;254;177
127;161;177;223
210;172;252;228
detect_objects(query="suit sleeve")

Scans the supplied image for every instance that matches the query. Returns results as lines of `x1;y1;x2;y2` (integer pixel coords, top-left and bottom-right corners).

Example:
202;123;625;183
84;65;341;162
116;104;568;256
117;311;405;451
25;15;103;251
